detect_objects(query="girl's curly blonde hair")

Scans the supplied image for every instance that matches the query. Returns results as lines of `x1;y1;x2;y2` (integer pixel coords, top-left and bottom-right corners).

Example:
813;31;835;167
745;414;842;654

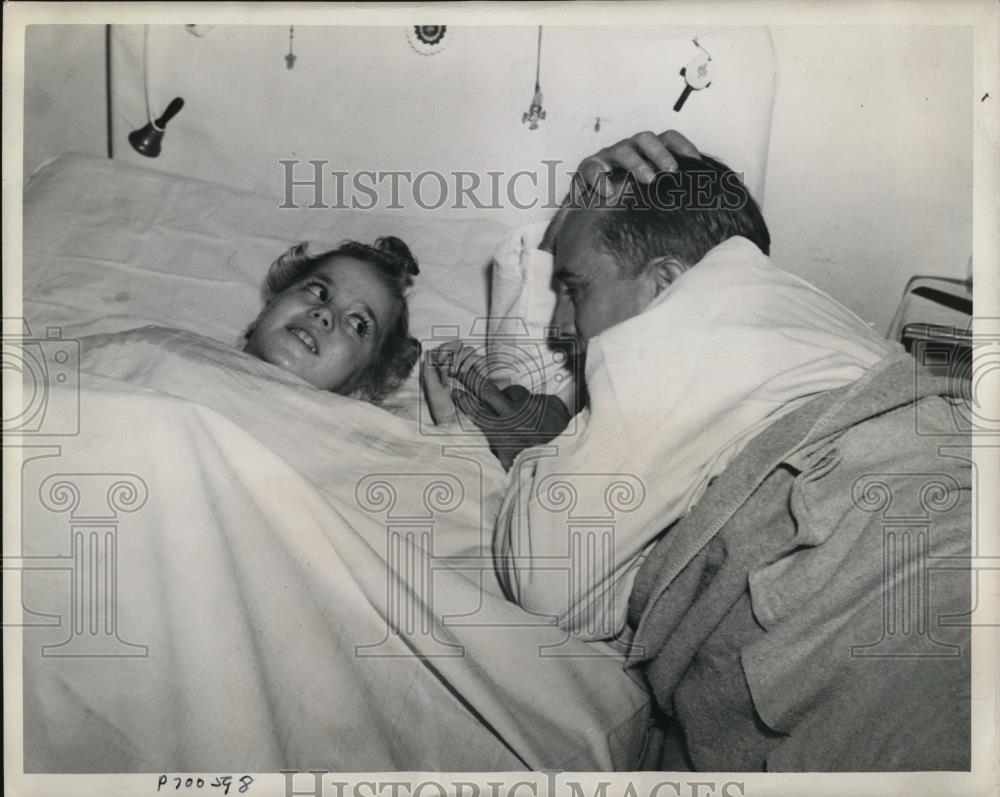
262;236;421;403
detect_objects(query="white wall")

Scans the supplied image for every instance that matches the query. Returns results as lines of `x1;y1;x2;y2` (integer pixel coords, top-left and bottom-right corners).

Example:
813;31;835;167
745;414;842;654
764;26;973;333
23;25;106;176
22;24;974;335
103;24;776;217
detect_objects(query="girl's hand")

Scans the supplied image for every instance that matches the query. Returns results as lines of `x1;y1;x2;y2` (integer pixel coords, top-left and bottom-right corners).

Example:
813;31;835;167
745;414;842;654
446;345;573;470
421;342;462;425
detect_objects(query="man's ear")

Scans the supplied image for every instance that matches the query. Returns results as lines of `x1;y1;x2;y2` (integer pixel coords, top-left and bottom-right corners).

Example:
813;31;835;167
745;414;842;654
647;256;687;297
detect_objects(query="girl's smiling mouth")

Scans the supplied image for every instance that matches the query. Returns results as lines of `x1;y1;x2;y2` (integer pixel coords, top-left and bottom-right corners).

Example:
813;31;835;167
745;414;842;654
287;326;319;354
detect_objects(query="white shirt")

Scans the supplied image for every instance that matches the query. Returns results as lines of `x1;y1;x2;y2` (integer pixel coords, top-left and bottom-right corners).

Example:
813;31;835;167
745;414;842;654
490;232;898;641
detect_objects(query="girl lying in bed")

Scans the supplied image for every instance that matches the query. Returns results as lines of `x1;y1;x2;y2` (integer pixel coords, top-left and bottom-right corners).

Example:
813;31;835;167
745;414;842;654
243;132;701;409
244;235;422;403
119;132;700;413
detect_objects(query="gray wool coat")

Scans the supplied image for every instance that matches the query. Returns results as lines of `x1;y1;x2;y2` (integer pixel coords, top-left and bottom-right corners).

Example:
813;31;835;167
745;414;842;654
627;352;972;771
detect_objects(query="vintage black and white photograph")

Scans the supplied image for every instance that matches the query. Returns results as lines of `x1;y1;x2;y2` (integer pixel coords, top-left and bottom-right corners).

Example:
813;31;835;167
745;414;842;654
3;2;998;795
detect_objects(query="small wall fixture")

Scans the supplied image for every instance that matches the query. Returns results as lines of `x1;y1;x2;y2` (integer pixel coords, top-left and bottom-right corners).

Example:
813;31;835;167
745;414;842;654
127;26;184;158
128;97;184;158
522;26;546;130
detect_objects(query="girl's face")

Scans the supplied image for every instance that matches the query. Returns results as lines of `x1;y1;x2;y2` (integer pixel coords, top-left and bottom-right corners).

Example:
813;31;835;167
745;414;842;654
246;256;395;394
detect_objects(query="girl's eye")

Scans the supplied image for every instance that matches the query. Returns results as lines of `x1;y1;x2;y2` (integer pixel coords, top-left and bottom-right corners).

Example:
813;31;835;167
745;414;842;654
350;315;371;338
304;281;329;301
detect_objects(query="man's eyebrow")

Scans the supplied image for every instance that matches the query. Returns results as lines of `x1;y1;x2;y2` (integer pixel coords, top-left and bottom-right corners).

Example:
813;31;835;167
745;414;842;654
553;268;581;283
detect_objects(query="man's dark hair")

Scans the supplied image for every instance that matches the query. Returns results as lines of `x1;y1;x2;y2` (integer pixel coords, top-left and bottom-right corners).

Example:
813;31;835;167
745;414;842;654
589;154;770;277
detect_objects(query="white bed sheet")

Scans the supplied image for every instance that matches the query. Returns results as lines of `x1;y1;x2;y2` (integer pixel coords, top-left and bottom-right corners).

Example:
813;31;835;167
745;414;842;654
16;156;650;772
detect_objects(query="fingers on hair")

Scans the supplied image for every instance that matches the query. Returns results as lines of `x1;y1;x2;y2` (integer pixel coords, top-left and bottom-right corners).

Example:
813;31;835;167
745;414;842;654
660;129;701;159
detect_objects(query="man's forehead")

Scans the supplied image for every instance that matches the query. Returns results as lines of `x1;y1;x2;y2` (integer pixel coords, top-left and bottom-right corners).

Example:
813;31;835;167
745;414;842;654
555;208;612;275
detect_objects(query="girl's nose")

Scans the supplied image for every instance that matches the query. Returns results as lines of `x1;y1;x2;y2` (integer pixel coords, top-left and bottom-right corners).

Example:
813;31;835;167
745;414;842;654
309;306;333;329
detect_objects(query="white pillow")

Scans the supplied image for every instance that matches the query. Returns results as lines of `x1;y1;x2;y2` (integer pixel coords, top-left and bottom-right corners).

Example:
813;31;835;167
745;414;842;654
486;223;577;407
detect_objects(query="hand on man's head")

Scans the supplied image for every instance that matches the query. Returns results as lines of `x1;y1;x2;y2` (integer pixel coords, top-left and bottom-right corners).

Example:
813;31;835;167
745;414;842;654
575;129;701;199
541;130;700;255
538;130;701;254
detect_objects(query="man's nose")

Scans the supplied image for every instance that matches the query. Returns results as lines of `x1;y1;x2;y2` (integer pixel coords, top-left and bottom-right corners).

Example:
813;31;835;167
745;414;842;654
309;306;333;329
552;292;577;339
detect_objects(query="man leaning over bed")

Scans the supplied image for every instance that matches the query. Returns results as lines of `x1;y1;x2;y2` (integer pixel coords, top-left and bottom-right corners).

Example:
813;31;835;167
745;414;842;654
421;131;971;772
